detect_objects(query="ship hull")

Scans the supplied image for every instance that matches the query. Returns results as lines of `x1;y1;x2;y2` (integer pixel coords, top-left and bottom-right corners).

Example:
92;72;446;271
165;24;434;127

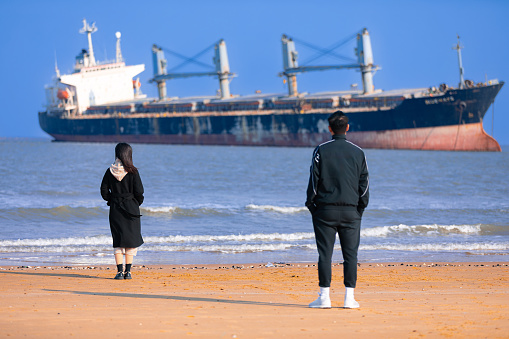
43;122;499;151
39;83;504;151
348;123;500;151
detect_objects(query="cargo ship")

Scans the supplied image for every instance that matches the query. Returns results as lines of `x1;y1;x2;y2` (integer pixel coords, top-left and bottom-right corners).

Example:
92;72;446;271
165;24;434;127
39;20;504;151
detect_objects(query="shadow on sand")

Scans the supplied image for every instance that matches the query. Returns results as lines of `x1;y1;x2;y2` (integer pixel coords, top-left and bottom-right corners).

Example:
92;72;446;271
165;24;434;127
42;289;307;308
0;270;103;280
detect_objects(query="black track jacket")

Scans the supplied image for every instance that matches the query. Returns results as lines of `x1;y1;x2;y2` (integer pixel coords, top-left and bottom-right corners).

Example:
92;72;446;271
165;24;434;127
306;134;369;214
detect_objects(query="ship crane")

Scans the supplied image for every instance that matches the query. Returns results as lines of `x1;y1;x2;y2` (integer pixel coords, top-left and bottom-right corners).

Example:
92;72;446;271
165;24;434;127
280;28;380;96
150;40;236;100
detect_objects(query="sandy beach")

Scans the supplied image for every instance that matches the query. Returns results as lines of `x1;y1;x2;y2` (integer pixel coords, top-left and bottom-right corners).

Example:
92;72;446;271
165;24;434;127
1;262;507;338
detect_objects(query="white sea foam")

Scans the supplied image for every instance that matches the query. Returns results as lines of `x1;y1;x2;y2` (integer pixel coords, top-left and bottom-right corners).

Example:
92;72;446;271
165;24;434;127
2;241;507;254
0;245;112;253
0;232;314;249
0;243;312;254
141;204;308;216
362;224;484;237
0;226;501;251
142;243;310;253
0;235;111;247
142;206;178;214
360;243;509;251
144;232;314;243
245;204;308;213
141;205;234;216
1;229;507;255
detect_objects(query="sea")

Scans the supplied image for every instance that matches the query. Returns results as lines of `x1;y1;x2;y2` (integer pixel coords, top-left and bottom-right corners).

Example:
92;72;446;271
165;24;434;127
0;138;508;266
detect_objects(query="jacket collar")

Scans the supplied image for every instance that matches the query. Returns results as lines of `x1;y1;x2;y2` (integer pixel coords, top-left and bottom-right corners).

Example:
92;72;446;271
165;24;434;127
332;134;347;140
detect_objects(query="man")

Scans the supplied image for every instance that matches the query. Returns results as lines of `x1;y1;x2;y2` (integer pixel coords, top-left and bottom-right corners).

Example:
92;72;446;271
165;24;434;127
306;110;369;309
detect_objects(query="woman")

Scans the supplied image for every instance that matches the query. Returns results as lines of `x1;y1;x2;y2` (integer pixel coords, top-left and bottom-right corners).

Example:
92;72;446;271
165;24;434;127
100;143;144;280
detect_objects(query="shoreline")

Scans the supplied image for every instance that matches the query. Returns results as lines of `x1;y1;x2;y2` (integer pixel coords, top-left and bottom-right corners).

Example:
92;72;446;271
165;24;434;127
2;261;508;269
1;256;508;268
1;261;508;338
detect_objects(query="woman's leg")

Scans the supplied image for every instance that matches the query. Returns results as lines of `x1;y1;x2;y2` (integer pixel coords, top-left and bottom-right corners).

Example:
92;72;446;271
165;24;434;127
115;253;124;265
113;249;125;279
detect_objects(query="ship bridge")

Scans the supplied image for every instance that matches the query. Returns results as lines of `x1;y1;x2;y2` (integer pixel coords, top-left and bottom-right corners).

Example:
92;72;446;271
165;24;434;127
46;19;145;115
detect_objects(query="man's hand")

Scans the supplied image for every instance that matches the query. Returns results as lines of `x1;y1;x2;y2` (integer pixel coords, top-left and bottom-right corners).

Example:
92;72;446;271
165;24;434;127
357;207;364;217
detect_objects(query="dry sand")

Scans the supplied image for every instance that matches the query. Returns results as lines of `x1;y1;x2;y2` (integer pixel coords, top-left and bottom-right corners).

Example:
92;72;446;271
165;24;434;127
1;262;508;338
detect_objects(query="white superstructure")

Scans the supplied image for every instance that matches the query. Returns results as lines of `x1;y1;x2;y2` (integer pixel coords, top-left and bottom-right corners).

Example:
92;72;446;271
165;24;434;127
46;19;145;114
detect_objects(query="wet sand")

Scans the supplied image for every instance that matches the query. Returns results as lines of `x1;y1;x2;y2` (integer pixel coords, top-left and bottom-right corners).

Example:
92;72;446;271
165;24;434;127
1;262;508;338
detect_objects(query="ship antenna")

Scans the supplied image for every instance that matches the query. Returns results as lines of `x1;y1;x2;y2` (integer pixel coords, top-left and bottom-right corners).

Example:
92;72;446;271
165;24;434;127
115;32;123;63
54;51;60;78
452;34;465;89
80;19;97;66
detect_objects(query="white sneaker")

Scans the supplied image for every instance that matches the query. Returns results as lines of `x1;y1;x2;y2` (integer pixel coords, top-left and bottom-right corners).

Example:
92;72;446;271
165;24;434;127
344;298;360;309
309;293;331;308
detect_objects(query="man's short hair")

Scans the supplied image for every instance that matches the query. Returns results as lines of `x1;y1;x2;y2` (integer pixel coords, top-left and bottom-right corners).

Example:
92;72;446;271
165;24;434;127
328;110;349;134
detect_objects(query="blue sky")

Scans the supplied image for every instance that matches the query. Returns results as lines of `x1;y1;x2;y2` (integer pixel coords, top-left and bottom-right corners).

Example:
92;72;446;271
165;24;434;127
1;0;508;145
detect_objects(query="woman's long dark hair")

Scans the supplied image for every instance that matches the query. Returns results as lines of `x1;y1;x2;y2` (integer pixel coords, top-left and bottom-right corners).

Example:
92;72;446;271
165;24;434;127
115;143;137;174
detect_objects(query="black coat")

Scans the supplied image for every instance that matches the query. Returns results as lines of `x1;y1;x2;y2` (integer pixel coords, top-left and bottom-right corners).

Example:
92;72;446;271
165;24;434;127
100;169;144;248
306;134;369;214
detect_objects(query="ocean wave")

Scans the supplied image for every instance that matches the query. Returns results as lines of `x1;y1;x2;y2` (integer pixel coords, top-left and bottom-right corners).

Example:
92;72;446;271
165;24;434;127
0;246;112;253
361;243;509;251
0;204;235;219
141;206;231;217
0;206;107;219
245;204;308;213
142;243;312;254
0;195;105;210
0;235;111;247
141;204;308;216
141;206;178;214
144;232;314;243
2;225;508;248
0;232;314;248
361;224;508;237
2;240;507;254
0;243;313;254
0;231;316;254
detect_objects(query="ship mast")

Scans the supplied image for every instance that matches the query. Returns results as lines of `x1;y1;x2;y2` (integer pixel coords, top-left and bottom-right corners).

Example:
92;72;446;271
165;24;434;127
115;32;123;63
54;52;60;78
453;35;465;89
80;19;97;66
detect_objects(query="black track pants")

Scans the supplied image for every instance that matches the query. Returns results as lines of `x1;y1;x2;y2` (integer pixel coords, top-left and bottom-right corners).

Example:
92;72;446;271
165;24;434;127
312;206;361;288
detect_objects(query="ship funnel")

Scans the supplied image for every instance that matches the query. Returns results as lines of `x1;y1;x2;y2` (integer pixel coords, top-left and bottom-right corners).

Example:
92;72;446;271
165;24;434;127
214;39;231;99
281;35;299;96
152;44;167;100
79;19;97;66
357;28;375;94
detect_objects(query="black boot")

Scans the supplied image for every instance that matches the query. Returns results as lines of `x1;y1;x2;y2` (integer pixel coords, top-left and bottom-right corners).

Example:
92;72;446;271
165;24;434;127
114;264;124;279
124;264;132;279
